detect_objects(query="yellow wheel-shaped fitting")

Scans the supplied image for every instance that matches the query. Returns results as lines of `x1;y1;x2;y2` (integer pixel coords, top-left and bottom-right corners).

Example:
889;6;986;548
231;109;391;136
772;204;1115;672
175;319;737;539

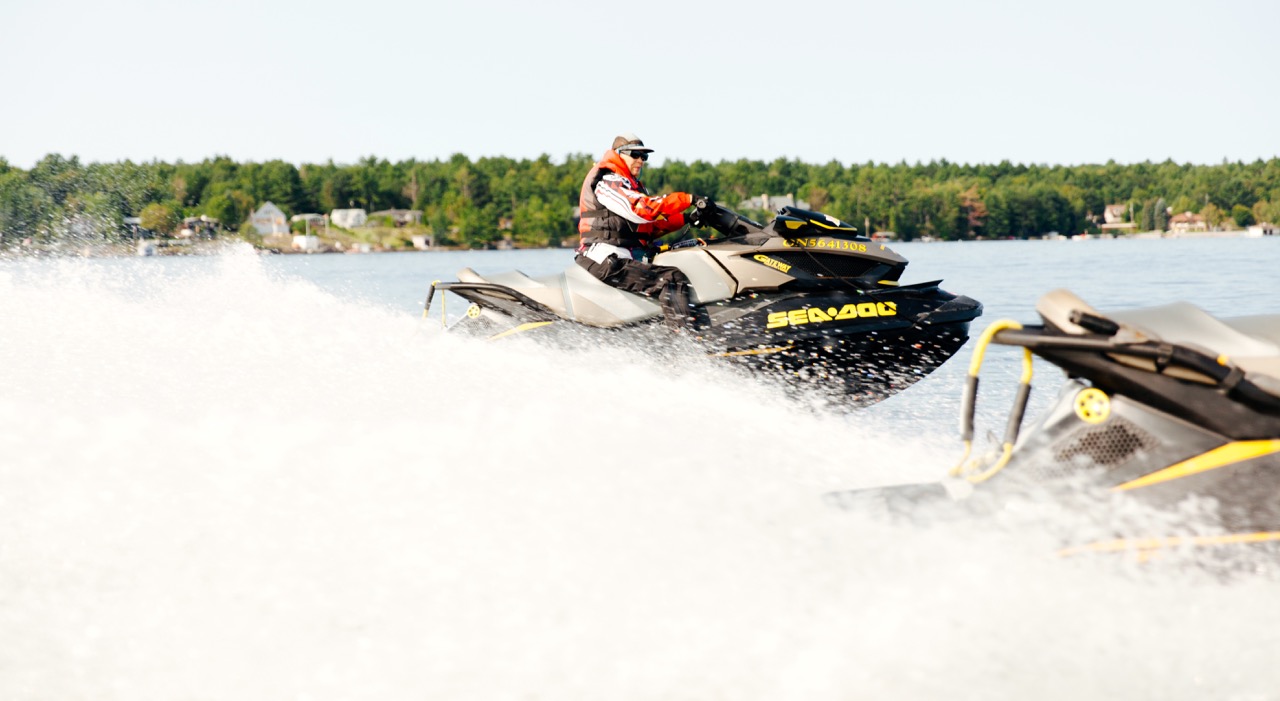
1074;387;1111;424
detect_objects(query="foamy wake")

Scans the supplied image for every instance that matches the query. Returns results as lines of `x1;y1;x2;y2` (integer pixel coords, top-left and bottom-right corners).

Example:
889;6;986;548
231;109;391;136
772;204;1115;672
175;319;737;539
1;249;1277;700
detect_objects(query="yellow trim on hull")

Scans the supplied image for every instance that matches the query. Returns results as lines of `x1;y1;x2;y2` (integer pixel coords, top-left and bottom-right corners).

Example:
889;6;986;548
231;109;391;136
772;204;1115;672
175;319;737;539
1059;531;1280;557
1113;439;1280;491
710;345;793;358
487;321;555;340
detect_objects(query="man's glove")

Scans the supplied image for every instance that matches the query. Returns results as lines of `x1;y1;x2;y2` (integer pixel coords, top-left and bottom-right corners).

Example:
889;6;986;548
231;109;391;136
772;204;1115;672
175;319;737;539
687;194;712;227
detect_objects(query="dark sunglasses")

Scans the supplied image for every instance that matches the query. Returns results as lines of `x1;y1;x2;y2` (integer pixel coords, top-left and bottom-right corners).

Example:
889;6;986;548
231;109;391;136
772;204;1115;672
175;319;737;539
623;150;649;162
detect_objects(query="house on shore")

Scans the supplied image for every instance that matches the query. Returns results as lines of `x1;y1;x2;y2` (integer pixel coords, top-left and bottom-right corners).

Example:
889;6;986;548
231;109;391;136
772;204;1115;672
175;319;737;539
331;208;368;229
250;202;289;236
1099;204;1136;234
179;215;219;238
1169;211;1208;234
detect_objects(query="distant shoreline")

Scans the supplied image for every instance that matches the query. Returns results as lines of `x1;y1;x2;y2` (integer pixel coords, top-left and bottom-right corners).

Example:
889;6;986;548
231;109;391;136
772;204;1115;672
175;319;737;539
5;154;1278;251
4;229;1275;261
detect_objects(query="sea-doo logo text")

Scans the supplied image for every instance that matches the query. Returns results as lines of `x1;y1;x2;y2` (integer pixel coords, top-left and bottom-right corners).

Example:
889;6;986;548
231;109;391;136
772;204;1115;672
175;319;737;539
752;254;792;273
783;237;867;252
766;302;898;329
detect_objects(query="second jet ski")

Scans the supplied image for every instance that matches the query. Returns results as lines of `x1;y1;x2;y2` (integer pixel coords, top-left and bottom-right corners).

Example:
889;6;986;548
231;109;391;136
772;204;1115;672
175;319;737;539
828;288;1280;559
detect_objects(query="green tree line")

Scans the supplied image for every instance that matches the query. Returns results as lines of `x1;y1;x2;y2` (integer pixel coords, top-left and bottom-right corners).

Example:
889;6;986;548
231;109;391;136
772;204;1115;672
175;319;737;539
3;153;1279;249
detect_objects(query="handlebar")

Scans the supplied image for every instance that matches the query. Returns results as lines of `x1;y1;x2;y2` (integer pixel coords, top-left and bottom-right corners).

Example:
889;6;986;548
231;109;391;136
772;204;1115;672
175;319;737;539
686;197;763;238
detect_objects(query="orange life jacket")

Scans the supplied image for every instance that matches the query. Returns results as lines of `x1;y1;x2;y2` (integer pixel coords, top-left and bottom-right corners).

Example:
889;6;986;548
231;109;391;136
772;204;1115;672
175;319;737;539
578;150;691;249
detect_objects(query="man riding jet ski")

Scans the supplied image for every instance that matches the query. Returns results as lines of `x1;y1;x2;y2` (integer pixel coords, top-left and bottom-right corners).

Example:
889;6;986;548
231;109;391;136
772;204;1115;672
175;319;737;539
424;199;982;406
828;289;1280;557
574;132;703;332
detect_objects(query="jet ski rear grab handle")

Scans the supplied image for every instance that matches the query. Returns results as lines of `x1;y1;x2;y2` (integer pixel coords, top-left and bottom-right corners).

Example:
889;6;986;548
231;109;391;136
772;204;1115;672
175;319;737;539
955;315;1280;486
951;320;1035;485
422;279;558;329
423;279;444;326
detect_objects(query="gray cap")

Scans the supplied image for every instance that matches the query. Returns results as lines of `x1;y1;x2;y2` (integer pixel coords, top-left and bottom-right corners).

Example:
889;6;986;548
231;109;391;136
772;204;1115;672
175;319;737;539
612;132;654;154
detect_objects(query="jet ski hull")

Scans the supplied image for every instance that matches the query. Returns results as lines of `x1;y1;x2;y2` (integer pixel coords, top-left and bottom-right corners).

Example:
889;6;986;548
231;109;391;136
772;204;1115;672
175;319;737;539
440;279;981;406
699;284;981;405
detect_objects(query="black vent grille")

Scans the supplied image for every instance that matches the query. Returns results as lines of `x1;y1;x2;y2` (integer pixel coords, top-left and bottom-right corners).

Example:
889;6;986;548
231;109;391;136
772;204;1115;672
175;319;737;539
769;252;880;279
1044;418;1160;477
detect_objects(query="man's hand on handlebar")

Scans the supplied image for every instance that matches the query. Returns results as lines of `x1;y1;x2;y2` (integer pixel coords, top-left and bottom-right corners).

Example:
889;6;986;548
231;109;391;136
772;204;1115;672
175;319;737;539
686;194;713;227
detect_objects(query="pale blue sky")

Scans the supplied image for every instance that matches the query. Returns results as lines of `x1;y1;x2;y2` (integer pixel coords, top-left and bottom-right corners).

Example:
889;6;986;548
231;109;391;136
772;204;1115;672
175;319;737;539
3;0;1277;168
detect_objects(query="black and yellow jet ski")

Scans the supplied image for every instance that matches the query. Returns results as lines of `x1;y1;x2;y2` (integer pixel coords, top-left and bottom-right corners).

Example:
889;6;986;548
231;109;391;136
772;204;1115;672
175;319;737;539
829;289;1280;559
424;198;983;406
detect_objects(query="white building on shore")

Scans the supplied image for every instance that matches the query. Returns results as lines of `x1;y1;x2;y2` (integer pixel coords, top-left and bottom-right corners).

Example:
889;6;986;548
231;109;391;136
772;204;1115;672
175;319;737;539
250;202;288;236
330;209;368;229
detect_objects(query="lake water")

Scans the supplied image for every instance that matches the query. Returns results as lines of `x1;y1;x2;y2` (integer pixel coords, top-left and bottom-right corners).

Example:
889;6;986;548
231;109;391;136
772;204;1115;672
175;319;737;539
2;236;1279;700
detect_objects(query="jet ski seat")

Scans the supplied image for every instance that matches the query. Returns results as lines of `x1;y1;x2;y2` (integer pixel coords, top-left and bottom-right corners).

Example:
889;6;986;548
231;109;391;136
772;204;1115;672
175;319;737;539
1036;289;1280;398
455;265;660;328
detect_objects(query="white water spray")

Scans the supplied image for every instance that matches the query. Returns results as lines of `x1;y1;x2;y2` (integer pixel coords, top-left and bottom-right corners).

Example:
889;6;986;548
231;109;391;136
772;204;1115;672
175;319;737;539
2;250;1278;700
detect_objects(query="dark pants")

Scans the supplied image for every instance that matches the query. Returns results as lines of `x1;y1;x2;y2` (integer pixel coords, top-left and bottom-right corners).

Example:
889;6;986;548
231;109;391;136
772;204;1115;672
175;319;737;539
575;253;701;331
